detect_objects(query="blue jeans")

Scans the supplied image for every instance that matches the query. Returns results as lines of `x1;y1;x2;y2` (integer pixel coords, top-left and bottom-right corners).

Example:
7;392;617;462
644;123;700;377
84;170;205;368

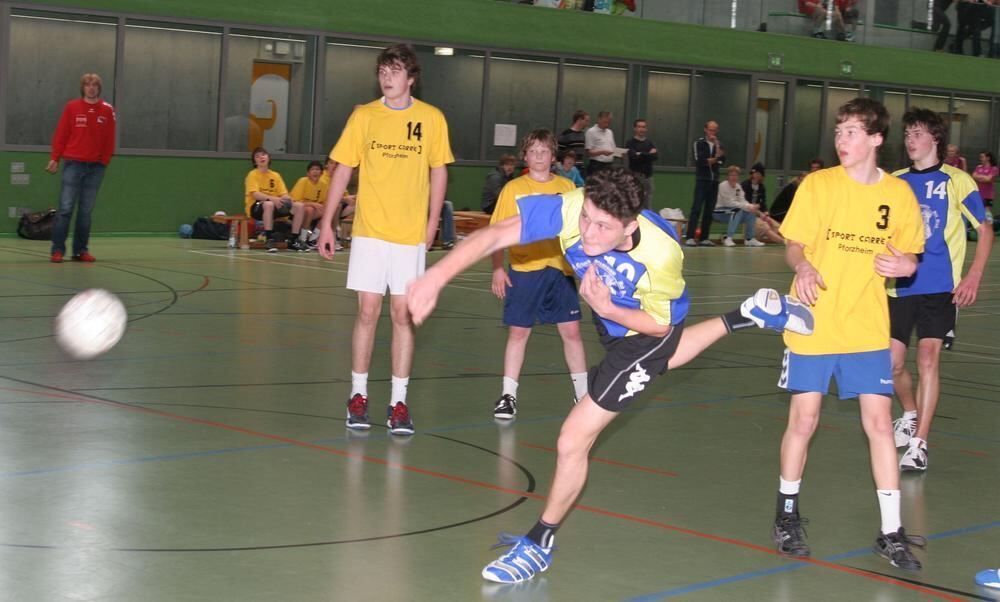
712;208;757;239
440;200;455;244
51;160;106;255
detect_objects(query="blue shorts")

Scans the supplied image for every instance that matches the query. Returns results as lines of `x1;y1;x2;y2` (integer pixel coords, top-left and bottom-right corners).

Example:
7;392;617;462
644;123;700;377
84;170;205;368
503;266;581;328
778;349;893;399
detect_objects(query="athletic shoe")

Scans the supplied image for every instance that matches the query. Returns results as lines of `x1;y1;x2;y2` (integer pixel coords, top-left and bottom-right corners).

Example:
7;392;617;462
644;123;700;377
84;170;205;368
975;568;1000;589
334;241;344;251
265;239;278;254
892;415;917;447
72;252;96;262
50;251;64;263
873;528;925;571
745;238;765;247
722;236;736;247
387;402;415;436
740;288;815;335
442;240;455;250
309;229;321;243
482;534;554;583
699;239;716;247
289;239;307;252
685;238;697;247
346;393;370;430
307;239;319;251
772;514;810;558
493;394;518;420
899;439;928;472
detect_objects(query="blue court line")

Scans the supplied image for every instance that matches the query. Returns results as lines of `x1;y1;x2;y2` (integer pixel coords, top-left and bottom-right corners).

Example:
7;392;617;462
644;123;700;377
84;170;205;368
625;520;1000;601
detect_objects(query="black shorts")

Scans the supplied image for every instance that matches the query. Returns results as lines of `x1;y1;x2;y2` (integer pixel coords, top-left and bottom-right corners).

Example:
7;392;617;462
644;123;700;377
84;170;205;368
889;292;956;345
588;320;684;412
251;199;293;220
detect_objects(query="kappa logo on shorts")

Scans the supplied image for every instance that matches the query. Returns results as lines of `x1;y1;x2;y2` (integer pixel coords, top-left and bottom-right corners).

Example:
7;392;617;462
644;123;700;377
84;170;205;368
618;363;651;402
778;349;790;389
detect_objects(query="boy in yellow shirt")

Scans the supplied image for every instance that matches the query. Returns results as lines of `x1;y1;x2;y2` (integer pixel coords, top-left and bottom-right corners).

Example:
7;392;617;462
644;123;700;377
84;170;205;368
288;160;328;252
244;146;292;253
773;98;926;570
489;129;587;419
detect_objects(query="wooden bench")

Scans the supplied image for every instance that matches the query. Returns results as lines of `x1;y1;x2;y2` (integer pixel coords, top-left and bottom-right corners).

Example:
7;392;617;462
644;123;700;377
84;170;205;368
453;211;491;237
211;214;253;249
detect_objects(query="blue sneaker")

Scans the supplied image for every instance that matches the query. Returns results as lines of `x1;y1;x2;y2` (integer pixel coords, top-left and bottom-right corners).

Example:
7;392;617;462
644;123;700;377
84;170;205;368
975;568;1000;589
346;393;370;430
740;288;814;335
482;534;553;583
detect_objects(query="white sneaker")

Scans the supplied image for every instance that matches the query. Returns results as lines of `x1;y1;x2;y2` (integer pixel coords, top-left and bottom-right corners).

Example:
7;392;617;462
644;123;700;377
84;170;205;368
899;439;928;472
745;238;765;247
722;236;736;247
685;238;697;247
892;415;917;447
699;239;716;247
740;288;814;335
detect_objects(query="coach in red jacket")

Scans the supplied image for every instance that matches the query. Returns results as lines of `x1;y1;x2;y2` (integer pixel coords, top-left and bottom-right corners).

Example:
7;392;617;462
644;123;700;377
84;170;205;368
46;73;116;263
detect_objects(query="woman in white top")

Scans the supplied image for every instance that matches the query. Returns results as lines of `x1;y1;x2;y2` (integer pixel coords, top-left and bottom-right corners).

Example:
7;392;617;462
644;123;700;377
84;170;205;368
713;165;768;246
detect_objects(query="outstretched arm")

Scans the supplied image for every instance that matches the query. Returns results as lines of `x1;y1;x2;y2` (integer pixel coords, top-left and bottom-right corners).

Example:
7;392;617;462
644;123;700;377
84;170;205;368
408;216;523;325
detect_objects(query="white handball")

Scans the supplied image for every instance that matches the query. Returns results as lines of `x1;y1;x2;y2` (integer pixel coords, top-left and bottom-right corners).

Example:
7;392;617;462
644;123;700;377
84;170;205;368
54;289;128;360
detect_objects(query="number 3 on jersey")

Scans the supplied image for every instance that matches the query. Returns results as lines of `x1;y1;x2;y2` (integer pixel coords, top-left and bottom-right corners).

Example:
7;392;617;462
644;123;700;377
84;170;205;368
406;121;422;141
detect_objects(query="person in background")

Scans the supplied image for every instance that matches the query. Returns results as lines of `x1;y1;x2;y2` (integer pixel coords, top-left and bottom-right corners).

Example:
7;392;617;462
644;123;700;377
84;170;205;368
973;150;998;217
625;118;658;209
244;146;293;253
555;150;585;187
47;72;116;264
482;154;517;214
944;143;969;172
685;120;724;246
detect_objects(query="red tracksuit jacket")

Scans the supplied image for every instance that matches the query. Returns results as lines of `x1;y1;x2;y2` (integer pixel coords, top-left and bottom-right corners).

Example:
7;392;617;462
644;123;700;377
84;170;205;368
50;98;117;166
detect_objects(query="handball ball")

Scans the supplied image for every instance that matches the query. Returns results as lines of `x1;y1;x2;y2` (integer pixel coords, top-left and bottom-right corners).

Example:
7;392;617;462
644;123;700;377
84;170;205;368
179;223;194;238
54;289;128;360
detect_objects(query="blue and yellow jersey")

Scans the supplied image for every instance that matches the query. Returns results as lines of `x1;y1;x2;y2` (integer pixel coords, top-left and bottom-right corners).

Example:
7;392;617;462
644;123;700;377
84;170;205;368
889;163;985;297
490;174;576;274
517;188;689;337
780;166;925;355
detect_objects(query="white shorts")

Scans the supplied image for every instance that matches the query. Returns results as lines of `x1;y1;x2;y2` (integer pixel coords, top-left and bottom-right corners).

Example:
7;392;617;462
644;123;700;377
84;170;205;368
346;236;426;296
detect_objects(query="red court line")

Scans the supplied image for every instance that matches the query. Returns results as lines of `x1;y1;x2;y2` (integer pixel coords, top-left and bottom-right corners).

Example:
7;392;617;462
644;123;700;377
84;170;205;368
520;442;679;477
31;389;959;600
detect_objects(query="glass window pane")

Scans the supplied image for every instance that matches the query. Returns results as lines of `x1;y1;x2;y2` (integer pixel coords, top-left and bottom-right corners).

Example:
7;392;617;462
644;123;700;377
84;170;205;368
120;21;221;150
643;68;690;167
754;80;787;170
559;60;627;155
691;72;749;169
865;86;907;170
6;10;116;145
322;40;382;153
413;46;483;161
952;95;991;168
223;30;316;155
792;81;823;170
485;53;558;160
822;83;861;166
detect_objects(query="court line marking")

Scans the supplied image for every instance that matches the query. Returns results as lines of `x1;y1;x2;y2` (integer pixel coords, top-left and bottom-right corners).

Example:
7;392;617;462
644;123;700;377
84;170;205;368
0;376;967;600
520;442;678;477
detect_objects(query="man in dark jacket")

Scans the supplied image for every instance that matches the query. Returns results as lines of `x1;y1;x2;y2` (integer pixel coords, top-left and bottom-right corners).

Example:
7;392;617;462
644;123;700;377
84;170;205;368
481;154;516;214
685;120;724;246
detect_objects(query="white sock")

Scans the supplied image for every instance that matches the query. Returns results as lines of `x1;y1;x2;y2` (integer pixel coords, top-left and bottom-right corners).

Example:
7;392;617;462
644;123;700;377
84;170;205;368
502;376;518;398
779;476;801;495
877;489;902;534
351;371;368;397
570;372;588;400
902;410;917;420
391;375;409;405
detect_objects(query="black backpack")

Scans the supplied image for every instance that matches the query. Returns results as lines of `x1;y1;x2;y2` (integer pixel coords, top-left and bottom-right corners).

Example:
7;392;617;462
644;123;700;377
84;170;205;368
191;217;230;240
17;209;56;240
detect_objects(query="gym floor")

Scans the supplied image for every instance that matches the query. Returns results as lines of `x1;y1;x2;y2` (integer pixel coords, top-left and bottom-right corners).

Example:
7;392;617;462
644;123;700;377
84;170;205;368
0;237;997;601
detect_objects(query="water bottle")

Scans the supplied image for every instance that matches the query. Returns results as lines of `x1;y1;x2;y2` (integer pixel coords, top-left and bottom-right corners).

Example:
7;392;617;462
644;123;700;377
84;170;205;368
228;221;237;248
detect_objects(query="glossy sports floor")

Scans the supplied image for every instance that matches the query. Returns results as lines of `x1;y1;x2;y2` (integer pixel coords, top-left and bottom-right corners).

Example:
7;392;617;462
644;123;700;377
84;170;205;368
0;237;997;602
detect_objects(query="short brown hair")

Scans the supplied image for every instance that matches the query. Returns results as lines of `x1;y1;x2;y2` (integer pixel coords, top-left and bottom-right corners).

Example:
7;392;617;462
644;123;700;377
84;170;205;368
520;129;556;157
572;110;588;124
584;167;644;222
251;146;269;166
836;97;890;139
902;107;948;158
498;153;516;167
376;44;421;86
79;73;102;97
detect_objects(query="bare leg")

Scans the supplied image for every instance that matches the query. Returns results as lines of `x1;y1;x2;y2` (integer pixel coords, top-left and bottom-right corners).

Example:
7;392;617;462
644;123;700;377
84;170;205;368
263;200;275;231
539;396;619;525
503;326;532;380
667;317;728;369
555;320;587;374
912;338;943;441
890;339;917;413
780;392;822;480
389;294;415;379
352;292;383;374
291;202;305;235
859;393;898;489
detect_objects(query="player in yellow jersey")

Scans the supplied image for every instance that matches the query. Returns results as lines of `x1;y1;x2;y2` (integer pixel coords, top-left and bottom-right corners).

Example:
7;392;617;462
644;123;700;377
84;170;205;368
316;44;454;435
244;147;292;253
288;160;328;252
489;129;587;419
773;98;927;571
406;168;814;583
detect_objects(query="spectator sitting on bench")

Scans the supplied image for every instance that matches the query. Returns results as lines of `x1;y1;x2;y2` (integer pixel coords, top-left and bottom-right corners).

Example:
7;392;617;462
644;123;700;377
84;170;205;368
323;158;357;250
741;163;785;244
288;160;329;252
481;153;517;214
554;149;585;187
245;146;293;252
712;165;768;247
